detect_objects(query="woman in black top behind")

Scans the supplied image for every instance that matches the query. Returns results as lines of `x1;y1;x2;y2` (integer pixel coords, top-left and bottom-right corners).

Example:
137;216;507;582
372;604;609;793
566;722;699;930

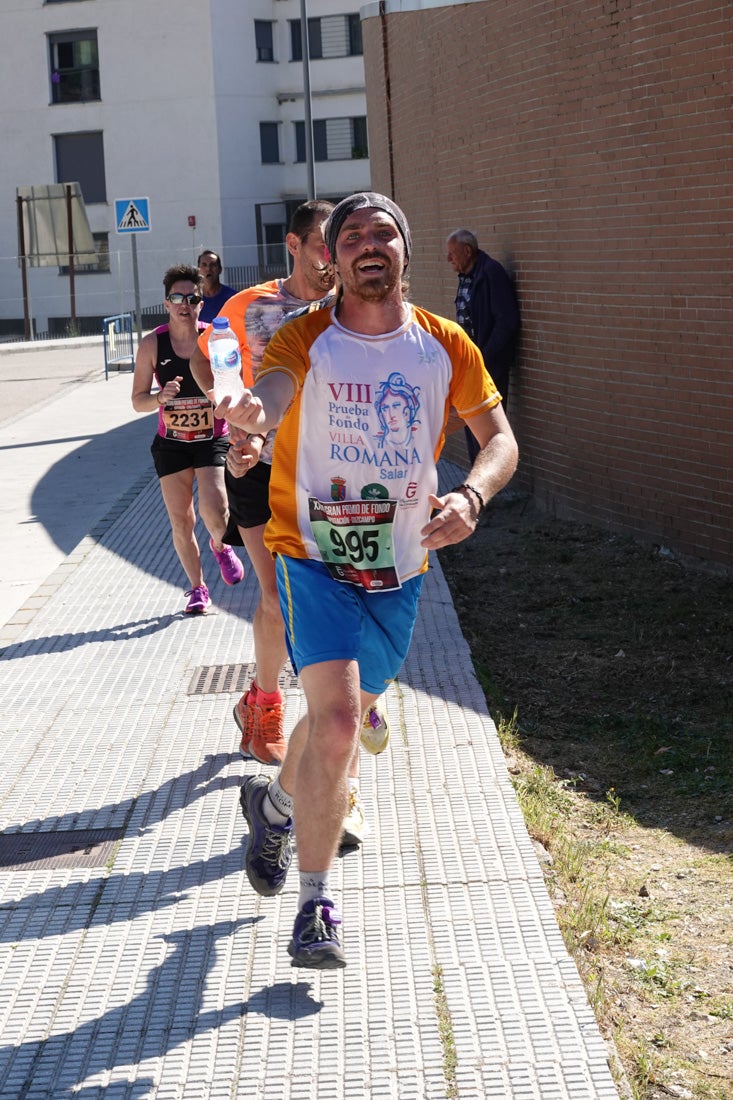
131;264;243;613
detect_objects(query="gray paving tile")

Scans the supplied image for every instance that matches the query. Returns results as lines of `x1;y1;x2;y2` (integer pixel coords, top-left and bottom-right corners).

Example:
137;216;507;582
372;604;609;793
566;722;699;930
0;466;619;1098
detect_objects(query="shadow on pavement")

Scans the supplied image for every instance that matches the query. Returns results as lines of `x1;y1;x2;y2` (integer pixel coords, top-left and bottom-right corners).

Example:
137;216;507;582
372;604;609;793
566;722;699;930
23;418;153;557
0;918;272;1099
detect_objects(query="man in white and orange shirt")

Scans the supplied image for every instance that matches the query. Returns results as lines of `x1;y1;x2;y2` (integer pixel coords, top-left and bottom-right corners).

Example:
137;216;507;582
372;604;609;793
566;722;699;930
213;192;519;969
192;202;389;853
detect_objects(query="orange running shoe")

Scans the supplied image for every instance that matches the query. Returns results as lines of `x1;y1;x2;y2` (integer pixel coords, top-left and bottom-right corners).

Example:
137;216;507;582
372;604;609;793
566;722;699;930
233;686;256;758
249;700;286;766
233;684;286;765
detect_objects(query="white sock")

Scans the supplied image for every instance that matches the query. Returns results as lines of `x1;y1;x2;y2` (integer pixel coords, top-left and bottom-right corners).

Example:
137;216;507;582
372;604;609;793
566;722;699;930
299;872;331;909
263;778;293;825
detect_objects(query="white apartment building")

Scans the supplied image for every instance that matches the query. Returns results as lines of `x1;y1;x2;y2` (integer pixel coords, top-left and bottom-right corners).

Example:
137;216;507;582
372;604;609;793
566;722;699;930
0;0;371;339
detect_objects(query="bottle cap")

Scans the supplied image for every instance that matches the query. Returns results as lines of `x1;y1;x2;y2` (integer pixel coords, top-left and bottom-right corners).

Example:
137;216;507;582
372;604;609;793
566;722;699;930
212;317;229;331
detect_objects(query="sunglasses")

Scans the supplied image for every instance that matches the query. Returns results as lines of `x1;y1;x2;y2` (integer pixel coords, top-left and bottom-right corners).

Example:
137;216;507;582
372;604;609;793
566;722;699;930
166;292;203;305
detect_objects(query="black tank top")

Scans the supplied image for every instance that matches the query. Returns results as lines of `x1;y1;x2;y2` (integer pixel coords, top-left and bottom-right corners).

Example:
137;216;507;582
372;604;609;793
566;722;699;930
153;323;206;397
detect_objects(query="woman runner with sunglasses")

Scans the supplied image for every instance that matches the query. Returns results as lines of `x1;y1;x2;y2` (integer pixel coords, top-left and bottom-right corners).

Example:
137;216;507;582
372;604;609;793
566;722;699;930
132;263;244;613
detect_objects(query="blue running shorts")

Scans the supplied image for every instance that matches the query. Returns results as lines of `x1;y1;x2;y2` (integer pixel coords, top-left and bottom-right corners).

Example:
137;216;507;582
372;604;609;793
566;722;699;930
275;555;424;696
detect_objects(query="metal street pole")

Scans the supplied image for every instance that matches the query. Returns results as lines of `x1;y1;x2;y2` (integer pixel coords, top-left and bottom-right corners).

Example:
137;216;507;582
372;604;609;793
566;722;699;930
300;0;316;199
131;234;143;344
16;195;32;341
65;184;77;330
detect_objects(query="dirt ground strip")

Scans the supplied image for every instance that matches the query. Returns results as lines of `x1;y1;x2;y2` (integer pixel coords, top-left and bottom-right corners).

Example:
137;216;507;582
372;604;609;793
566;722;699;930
438;491;733;1100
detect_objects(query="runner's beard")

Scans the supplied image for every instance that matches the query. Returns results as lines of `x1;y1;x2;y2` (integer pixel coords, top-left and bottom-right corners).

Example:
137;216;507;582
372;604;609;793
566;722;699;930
308;262;335;294
348;257;401;302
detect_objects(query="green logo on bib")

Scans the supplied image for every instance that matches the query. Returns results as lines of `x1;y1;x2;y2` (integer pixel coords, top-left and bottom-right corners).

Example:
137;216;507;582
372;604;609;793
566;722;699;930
361;483;389;500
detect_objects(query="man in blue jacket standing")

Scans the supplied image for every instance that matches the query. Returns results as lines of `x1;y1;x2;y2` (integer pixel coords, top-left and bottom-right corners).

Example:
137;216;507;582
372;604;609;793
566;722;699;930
198;249;237;324
447;230;520;461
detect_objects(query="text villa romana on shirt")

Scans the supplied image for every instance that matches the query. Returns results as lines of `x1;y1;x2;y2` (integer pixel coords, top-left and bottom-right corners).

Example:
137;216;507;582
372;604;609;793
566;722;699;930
326;378;423;480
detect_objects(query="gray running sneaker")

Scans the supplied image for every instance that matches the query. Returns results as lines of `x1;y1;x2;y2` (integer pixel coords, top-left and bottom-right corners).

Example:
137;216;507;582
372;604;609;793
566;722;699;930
288;897;346;969
239;774;293;896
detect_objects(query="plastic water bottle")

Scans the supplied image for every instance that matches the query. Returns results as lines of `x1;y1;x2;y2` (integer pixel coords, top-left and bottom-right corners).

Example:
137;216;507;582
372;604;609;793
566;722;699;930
209;318;245;405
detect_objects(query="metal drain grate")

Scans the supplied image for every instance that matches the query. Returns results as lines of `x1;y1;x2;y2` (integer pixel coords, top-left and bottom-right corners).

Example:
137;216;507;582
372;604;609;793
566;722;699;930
0;829;123;871
188;663;299;696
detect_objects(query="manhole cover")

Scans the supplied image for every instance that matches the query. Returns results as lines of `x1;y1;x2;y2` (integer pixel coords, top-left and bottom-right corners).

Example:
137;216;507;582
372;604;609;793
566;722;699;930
188;663;299;695
0;829;123;870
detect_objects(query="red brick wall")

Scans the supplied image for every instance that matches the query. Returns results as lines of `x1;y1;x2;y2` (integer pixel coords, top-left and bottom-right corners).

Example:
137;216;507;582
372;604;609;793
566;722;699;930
363;0;733;567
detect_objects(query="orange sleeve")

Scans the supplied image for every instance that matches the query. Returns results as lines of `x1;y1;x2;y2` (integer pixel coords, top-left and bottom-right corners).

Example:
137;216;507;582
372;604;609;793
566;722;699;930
413;308;501;418
195;286;273;390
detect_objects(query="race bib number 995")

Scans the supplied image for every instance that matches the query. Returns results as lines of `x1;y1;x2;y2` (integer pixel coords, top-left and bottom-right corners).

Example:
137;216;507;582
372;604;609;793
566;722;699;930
308;497;400;592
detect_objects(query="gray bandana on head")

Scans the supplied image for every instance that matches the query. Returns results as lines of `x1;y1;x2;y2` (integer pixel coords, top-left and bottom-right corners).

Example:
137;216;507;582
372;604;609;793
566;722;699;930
324;192;412;266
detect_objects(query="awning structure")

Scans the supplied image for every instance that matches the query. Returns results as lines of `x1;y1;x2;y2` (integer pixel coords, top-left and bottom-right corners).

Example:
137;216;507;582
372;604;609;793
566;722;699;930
17;182;97;267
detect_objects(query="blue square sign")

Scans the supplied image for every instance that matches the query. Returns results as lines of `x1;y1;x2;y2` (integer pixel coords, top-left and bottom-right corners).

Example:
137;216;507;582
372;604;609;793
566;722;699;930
115;198;150;233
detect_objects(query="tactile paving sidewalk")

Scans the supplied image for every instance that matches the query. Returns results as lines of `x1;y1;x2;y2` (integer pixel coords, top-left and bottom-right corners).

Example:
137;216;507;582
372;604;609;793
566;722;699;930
0;462;620;1099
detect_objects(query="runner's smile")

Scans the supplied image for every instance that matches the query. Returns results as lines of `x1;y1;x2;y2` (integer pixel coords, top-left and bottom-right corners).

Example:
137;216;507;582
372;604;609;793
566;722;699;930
355;252;389;278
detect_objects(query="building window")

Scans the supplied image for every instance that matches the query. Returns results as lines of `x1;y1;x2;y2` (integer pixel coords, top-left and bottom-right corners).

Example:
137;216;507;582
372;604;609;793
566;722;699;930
49;30;100;104
54;131;107;204
295;121;326;163
263;224;286;267
255;20;274;62
347;14;363;56
60;231;110;275
351;116;368;159
259;122;280;164
290;14;362;61
295;117;368;163
290;18;320;61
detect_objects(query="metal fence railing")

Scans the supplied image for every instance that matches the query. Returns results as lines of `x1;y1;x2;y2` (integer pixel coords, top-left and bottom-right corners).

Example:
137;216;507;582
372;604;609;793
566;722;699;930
103;312;135;380
226;263;288;291
136;264;290;331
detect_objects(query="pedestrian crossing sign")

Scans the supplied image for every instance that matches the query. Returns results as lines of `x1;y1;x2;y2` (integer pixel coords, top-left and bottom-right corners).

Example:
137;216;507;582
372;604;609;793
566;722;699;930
115;198;151;234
